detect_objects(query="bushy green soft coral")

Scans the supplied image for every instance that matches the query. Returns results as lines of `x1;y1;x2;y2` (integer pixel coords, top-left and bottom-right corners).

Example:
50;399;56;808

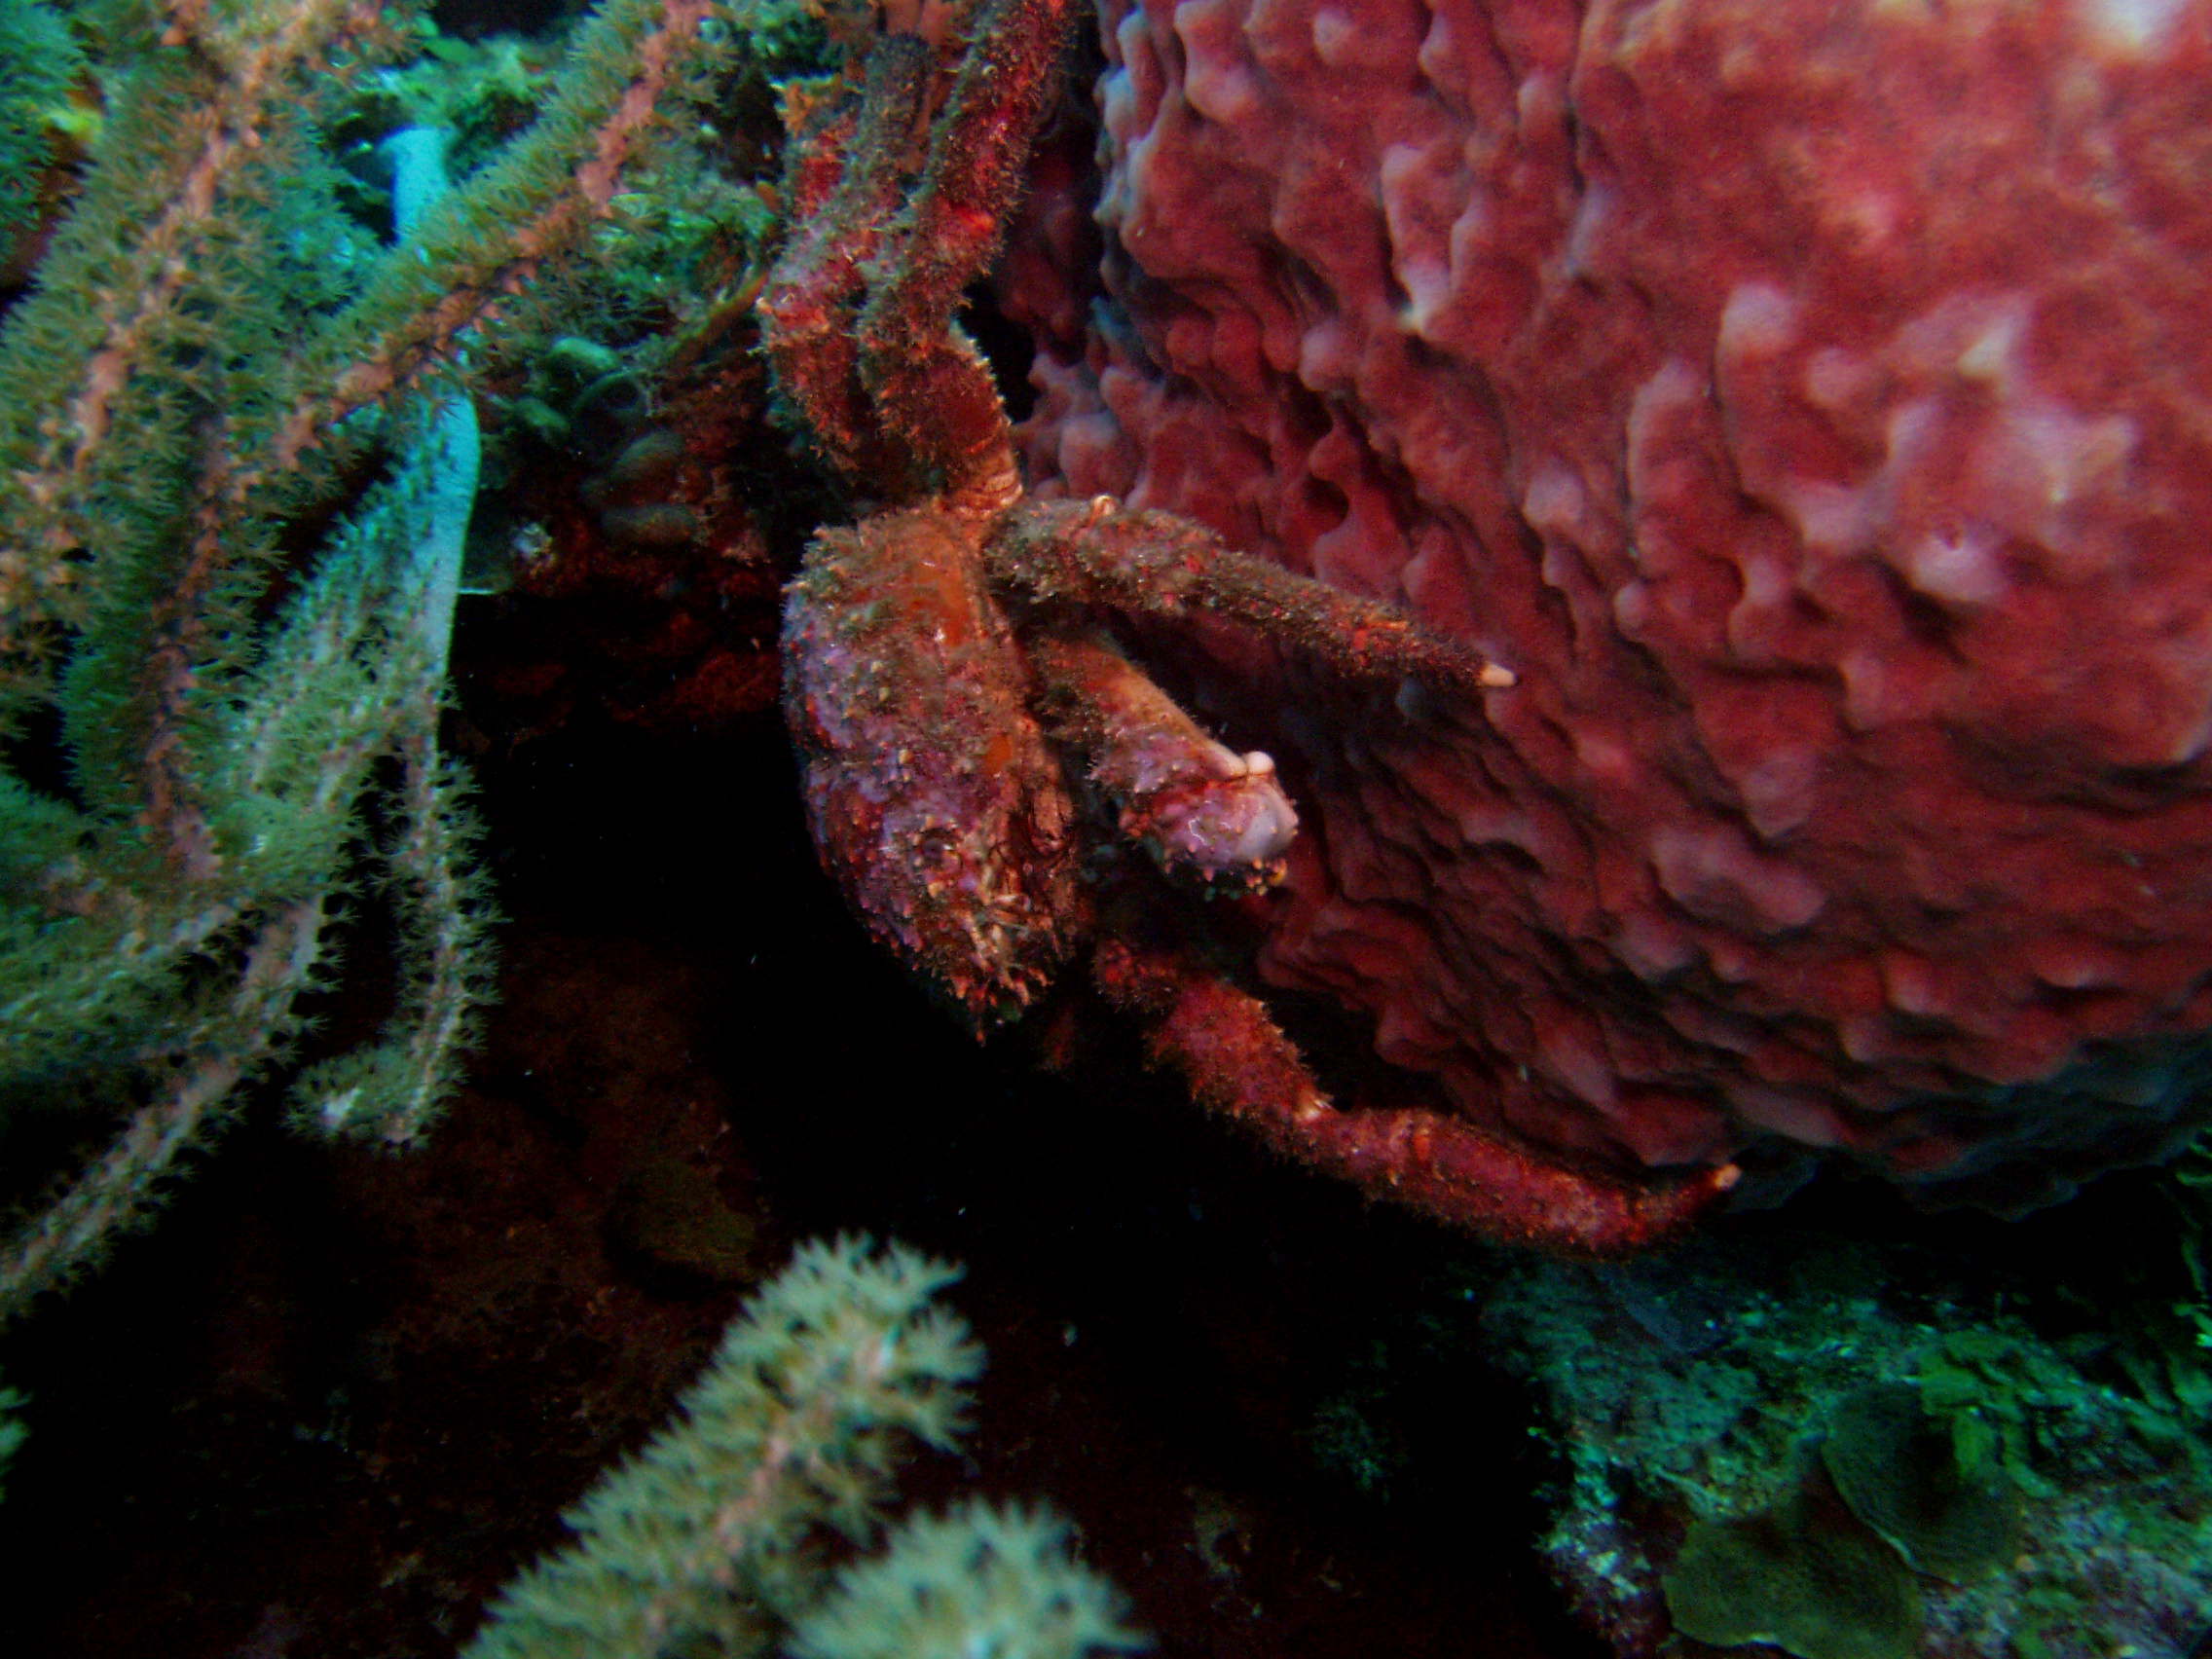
467;1238;1145;1659
0;0;83;257
0;0;825;1317
468;1236;983;1659
790;1500;1148;1659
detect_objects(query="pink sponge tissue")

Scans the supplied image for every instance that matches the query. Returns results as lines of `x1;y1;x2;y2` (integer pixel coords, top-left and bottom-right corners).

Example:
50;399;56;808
1016;0;2212;1211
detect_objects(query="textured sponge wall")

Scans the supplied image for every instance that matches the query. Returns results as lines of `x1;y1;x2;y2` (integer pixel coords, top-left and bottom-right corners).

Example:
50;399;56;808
1018;0;2212;1209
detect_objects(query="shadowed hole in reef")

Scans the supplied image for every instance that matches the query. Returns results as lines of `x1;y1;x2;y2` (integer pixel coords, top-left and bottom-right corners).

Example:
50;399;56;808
963;277;1039;424
0;699;1604;1658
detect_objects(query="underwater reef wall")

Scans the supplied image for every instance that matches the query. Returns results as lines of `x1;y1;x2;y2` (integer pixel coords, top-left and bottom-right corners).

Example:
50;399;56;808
1017;0;2212;1210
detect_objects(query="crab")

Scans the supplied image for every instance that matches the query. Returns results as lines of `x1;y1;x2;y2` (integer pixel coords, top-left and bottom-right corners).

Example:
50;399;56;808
756;0;1739;1253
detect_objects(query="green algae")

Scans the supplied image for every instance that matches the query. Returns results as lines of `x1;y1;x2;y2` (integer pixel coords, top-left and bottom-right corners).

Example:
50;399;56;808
1664;1493;1923;1659
1476;1222;2212;1657
1822;1382;2021;1584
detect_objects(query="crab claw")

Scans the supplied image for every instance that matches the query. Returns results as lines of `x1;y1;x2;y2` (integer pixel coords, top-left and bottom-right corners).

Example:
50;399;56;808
1028;630;1299;893
1132;747;1300;888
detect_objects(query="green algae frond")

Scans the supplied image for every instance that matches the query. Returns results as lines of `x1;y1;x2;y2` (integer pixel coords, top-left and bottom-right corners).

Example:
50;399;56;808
1663;1493;1923;1659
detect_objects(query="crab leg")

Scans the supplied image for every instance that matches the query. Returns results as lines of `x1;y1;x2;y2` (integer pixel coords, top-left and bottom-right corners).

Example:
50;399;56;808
758;36;936;490
857;0;1078;519
990;499;1520;701
1088;936;1741;1255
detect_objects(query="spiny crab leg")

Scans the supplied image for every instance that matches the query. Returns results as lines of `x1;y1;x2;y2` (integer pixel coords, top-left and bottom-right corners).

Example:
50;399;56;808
762;0;1073;518
857;0;1074;520
990;498;1520;700
1030;581;1731;1251
758;36;936;491
782;505;1082;1027
1088;937;1743;1255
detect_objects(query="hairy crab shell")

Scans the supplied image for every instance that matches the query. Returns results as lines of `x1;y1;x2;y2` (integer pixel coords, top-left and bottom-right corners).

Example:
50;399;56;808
783;505;1082;1025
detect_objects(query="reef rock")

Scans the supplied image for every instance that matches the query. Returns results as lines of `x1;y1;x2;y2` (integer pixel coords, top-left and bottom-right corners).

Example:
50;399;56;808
1016;0;2212;1209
